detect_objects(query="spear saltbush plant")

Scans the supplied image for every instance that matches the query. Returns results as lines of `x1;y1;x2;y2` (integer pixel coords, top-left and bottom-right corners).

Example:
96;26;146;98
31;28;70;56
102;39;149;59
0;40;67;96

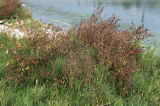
76;10;152;94
0;11;150;95
0;10;160;105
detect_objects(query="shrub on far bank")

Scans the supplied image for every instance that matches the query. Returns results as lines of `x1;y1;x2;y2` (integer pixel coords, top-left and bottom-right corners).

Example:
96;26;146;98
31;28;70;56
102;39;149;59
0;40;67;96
0;0;31;19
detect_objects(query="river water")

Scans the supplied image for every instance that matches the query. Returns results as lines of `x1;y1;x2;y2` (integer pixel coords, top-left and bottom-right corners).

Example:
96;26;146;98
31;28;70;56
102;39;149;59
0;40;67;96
21;0;160;47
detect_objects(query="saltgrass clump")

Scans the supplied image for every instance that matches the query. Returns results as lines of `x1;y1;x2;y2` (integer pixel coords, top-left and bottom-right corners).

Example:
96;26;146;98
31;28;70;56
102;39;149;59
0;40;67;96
0;0;31;19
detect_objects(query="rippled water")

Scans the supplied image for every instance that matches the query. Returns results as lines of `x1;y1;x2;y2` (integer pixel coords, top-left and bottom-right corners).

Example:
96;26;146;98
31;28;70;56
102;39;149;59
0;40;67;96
21;0;160;47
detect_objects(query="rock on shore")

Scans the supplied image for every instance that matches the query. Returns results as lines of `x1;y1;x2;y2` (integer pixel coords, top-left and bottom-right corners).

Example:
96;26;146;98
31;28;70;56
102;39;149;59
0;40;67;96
0;24;25;38
0;19;67;38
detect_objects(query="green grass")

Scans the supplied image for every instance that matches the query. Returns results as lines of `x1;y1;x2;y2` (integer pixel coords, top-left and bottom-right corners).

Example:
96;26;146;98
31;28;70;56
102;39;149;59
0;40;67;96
0;33;160;106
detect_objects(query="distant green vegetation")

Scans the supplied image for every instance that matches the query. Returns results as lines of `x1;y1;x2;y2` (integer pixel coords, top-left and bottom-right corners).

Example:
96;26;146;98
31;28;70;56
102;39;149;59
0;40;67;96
0;8;160;105
0;0;31;20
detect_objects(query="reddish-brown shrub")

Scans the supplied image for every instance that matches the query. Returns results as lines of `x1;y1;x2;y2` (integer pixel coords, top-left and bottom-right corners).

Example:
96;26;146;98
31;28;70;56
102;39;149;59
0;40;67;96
1;9;151;95
1;29;95;86
60;36;96;85
76;10;151;94
0;0;21;19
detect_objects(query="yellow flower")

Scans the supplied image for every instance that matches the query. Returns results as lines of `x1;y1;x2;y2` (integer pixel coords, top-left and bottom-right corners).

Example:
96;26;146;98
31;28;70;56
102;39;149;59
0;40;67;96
5;50;8;54
1;44;4;49
25;66;30;70
18;43;21;50
6;62;10;66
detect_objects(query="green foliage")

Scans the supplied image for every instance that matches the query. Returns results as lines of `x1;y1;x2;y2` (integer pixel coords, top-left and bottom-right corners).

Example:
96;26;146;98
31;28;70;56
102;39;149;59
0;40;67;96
0;54;159;105
53;58;64;76
129;48;160;105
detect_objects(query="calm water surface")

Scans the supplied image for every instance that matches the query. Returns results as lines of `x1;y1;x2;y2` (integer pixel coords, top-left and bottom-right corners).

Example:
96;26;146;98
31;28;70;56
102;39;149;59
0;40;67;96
21;0;160;47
